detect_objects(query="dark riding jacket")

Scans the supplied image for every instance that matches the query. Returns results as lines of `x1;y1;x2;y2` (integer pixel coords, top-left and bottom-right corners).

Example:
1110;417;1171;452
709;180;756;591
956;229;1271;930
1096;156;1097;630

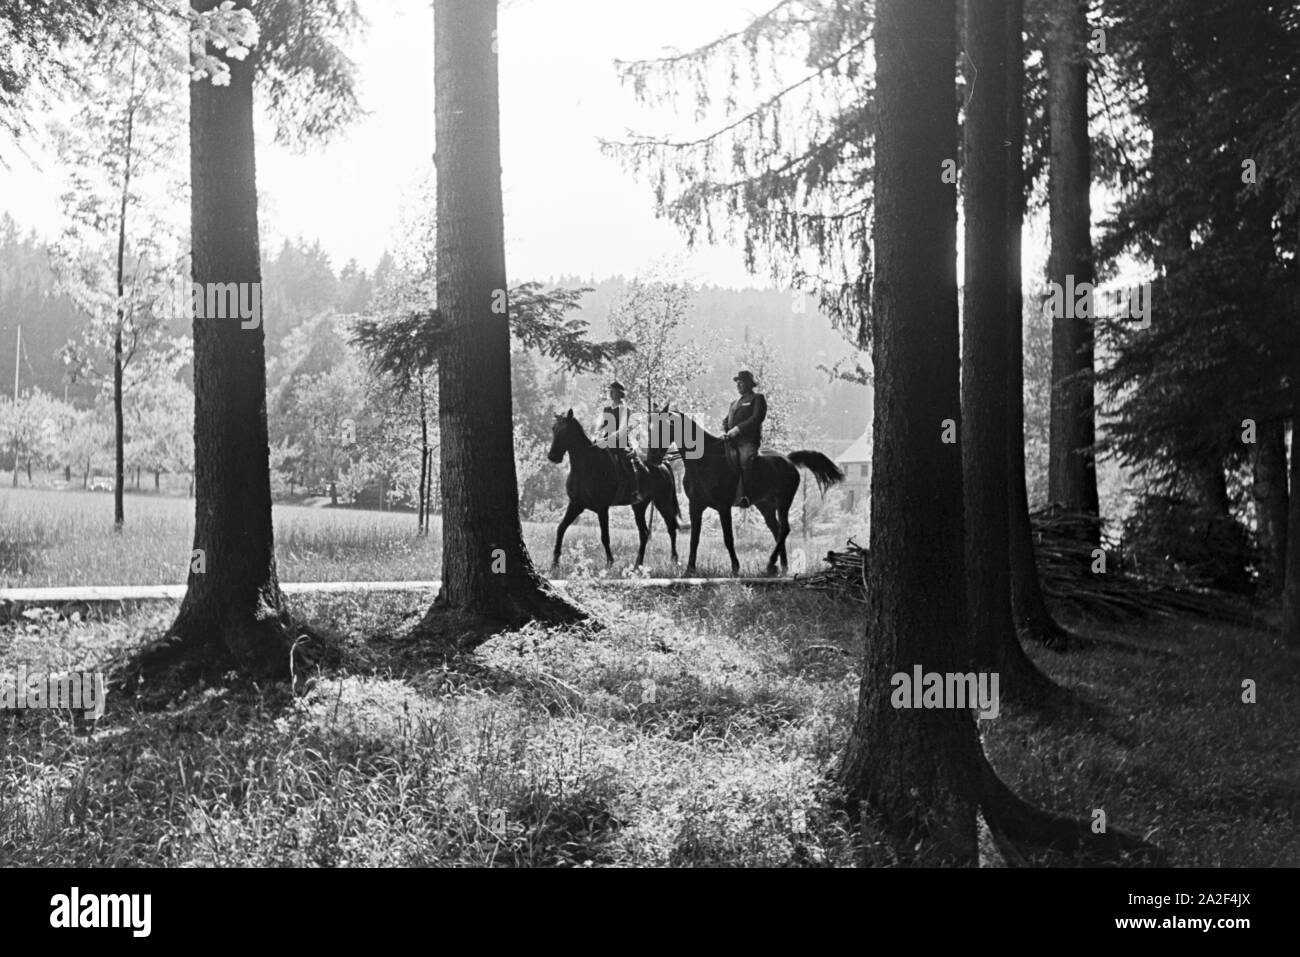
723;392;767;444
598;402;631;450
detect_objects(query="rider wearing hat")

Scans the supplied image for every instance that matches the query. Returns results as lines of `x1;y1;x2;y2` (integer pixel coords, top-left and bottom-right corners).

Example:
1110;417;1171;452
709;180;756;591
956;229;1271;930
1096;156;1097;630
723;370;767;508
597;381;646;503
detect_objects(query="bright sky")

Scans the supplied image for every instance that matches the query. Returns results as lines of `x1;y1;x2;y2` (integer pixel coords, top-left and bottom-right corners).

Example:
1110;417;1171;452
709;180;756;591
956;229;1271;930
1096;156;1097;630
1;0;774;288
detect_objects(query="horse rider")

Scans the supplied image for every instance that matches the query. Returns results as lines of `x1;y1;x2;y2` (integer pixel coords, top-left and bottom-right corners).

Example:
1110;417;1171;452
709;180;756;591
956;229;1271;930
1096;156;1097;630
596;381;647;502
722;369;767;508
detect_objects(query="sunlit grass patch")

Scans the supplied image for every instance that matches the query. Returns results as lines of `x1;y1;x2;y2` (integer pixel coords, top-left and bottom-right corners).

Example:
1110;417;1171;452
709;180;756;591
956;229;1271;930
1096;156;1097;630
1;584;1293;867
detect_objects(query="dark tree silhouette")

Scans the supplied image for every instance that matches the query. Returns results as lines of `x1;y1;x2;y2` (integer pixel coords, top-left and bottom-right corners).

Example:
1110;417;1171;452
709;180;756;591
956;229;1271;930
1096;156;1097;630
119;0;362;689
962;0;1058;702
1006;0;1066;646
838;0;1160;866
1045;0;1099;534
418;0;587;652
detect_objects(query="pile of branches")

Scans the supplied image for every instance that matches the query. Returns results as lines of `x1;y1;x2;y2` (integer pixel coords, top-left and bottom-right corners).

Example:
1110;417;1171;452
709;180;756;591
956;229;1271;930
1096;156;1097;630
801;510;1257;625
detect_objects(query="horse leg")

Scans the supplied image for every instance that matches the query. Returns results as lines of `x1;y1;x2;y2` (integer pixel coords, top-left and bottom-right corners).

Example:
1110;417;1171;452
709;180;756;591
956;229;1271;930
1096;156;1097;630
777;503;792;572
758;502;782;575
655;472;679;562
658;497;679;563
597;507;614;567
552;501;584;570
633;502;650;566
685;501;704;575
718;507;741;576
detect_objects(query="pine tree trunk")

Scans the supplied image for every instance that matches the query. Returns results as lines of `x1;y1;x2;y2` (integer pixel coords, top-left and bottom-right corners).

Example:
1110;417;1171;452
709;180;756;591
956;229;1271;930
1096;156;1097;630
420;0;585;650
133;7;308;685
1045;0;1098;534
1006;0;1065;646
837;0;981;864
1253;420;1288;594
963;0;1056;704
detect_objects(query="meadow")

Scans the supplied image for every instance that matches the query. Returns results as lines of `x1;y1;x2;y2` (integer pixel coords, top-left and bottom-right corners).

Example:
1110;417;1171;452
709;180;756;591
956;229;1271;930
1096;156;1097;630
2;483;1294;867
0;584;1295;866
0;485;867;588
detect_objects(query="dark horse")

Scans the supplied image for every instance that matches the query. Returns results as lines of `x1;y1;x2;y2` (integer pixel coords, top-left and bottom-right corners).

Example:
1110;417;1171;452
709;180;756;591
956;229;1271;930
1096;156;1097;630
547;410;680;568
656;406;844;575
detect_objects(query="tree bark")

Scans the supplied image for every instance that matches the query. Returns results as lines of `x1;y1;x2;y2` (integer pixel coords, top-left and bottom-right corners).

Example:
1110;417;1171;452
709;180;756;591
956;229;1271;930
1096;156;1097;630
1254;421;1289;594
125;5;313;687
1006;0;1066;646
837;0;981;864
963;0;1057;704
420;0;586;650
1045;0;1098;534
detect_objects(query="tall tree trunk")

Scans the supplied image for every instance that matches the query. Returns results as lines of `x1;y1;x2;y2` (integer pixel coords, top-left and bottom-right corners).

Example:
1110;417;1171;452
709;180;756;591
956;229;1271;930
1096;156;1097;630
421;0;584;649
837;0;981;863
113;101;132;532
1045;0;1098;535
1254;419;1289;594
417;381;429;533
839;0;1159;867
128;6;311;685
1006;0;1065;646
963;0;1056;704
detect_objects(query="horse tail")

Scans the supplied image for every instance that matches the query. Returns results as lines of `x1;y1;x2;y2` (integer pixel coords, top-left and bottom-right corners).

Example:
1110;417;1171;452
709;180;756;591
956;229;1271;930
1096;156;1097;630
788;450;846;494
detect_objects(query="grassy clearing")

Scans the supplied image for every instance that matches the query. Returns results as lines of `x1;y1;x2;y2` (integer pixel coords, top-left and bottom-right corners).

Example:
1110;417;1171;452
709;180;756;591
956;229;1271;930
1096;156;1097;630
0;486;865;588
1;585;1295;867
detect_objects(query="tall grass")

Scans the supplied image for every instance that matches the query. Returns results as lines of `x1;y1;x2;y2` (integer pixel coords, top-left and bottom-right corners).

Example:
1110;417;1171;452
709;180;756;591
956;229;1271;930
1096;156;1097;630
0;486;866;587
1;586;1294;866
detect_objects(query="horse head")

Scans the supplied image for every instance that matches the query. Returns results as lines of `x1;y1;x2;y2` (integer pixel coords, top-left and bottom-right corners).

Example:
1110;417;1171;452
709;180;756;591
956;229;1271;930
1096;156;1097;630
548;408;585;463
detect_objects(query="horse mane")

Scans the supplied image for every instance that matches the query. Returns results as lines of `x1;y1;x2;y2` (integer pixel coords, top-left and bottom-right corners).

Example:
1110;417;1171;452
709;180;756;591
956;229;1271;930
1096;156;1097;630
558;413;594;444
672;410;721;448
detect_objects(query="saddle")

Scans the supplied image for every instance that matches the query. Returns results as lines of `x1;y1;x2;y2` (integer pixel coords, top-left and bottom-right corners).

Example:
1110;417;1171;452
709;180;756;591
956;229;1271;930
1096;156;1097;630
724;441;741;474
606;448;651;504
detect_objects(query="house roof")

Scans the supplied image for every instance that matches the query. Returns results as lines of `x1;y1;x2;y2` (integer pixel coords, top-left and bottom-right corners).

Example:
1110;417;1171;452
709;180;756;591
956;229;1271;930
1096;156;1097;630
836;427;872;465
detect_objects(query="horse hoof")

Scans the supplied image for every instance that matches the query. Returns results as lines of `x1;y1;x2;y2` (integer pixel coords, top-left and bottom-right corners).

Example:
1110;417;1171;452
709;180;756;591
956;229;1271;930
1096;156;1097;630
766;564;779;577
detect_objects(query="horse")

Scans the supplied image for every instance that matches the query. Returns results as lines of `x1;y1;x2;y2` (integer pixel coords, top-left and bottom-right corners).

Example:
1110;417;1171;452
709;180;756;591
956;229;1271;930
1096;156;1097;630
547;409;681;569
654;406;844;576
